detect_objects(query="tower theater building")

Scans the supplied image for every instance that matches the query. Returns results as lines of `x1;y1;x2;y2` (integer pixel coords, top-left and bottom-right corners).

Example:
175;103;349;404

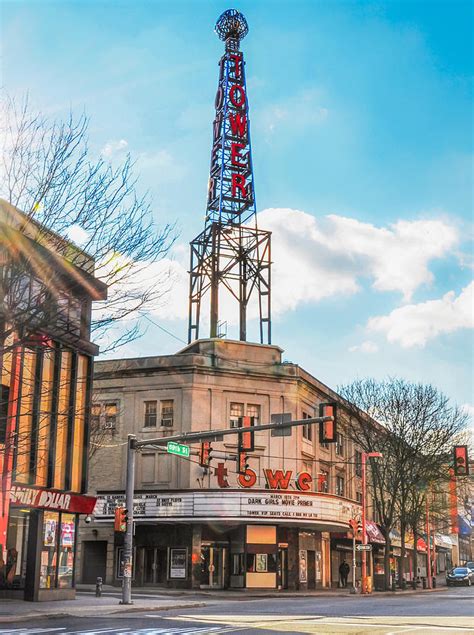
79;10;374;590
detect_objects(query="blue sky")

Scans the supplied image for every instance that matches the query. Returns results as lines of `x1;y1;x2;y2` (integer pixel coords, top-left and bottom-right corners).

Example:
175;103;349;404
2;1;473;413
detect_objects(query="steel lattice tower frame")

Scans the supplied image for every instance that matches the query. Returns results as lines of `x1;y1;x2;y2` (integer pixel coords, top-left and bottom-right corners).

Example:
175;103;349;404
188;10;271;344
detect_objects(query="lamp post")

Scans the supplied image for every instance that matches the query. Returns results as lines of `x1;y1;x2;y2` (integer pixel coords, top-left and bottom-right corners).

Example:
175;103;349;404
361;451;382;594
425;489;432;589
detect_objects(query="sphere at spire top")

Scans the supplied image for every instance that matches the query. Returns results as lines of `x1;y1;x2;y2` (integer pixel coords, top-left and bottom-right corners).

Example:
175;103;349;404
215;9;249;42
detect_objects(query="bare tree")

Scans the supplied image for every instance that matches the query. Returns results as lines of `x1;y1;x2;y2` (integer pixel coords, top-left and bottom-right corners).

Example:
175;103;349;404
339;378;468;591
1;94;177;354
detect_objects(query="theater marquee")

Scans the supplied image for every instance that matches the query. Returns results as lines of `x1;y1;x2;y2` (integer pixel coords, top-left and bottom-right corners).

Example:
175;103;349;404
94;489;360;529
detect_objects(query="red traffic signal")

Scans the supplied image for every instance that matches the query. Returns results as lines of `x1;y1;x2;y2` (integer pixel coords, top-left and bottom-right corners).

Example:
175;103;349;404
199;442;212;467
453;445;469;476
238;416;255;452
114;506;127;532
319;402;337;443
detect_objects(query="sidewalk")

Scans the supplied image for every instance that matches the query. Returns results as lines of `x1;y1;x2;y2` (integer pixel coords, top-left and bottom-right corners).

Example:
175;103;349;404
0;584;449;624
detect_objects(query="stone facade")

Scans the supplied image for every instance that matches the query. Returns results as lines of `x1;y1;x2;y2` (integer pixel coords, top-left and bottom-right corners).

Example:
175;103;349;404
78;338;367;590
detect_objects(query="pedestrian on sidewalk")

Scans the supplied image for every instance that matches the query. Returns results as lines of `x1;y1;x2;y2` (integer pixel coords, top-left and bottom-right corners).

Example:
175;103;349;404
339;560;350;587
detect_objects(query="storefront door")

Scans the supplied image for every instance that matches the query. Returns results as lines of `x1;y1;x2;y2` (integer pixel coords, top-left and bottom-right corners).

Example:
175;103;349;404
201;544;226;588
143;547;166;585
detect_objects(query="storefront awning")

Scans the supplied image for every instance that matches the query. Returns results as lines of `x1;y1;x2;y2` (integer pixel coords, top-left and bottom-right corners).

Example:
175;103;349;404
366;520;385;544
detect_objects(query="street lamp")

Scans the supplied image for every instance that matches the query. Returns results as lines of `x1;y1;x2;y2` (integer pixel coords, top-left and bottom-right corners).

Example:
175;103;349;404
361;451;382;594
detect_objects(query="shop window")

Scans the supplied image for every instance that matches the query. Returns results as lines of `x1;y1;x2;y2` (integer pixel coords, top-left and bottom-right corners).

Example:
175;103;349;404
40;511;59;589
40;511;76;590
230;402;244;428
144;400;157;427
1;508;29;590
336;433;344;456
355;450;362;477
336;475;345;497
246;553;277;573
302;411;312;442
160;400;174;427
58;514;75;588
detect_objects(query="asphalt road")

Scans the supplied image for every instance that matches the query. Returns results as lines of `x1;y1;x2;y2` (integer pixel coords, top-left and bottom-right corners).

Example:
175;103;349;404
1;586;473;634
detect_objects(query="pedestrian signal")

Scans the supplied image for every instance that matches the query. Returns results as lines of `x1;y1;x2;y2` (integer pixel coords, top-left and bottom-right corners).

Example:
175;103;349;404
199;442;212;467
114;506;127;532
453;445;469;476
319;402;337;443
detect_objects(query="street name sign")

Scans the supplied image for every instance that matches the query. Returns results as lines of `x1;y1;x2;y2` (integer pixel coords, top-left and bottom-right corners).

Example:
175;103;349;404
356;544;372;552
167;442;190;458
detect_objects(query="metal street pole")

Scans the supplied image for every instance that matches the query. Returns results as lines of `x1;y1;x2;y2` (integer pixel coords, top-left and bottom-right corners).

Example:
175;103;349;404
351;528;357;594
121;434;136;605
361;453;367;594
425;490;432;589
361;452;382;594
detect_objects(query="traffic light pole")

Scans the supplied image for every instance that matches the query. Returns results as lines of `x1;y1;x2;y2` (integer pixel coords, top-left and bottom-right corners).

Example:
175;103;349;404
120;434;136;605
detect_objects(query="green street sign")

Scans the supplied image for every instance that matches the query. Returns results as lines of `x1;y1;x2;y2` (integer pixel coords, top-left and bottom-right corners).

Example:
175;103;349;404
167;441;190;458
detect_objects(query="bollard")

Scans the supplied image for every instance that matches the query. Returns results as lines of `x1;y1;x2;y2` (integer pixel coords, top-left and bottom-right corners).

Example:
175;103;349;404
95;576;103;597
422;577;427;589
432;576;436;588
391;579;396;592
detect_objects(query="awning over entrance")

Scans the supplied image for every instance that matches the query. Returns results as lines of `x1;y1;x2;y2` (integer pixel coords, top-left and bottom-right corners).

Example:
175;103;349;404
366;521;385;544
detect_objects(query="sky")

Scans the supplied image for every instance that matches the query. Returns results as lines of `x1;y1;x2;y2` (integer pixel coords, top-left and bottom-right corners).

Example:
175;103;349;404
2;0;473;416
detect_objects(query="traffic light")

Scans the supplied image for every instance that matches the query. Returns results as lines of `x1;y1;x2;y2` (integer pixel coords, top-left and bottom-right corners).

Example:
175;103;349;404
453;445;469;477
114;506;128;532
238;416;255;452
199;442;212;467
319;402;337;443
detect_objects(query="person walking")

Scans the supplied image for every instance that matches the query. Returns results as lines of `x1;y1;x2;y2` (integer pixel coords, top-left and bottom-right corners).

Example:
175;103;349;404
339;559;350;587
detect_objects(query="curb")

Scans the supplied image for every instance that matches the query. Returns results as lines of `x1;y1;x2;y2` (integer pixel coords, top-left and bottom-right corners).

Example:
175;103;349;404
0;602;207;624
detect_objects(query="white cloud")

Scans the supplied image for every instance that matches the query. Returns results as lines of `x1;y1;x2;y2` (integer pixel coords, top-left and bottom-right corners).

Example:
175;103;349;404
257;208;458;316
97;208;462;336
349;341;379;354
101;139;128;159
367;282;473;348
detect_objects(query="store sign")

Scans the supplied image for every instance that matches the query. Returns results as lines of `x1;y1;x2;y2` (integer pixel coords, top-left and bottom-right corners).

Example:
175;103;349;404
10;484;96;514
94;490;360;528
214;463;314;491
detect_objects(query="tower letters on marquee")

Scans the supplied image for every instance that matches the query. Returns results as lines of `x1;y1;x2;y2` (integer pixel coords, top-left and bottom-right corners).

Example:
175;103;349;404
214;463;315;491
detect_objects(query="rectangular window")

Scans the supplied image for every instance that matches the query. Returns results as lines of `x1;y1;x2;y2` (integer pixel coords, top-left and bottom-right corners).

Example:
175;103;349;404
144;400;157;428
90;403;101;430
104;402;118;429
336;475;345;497
230;402;244;428
319;469;329;493
336;433;344;456
246;404;260;425
160;400;174;427
356;491;363;504
302;411;312;441
355;450;362;477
